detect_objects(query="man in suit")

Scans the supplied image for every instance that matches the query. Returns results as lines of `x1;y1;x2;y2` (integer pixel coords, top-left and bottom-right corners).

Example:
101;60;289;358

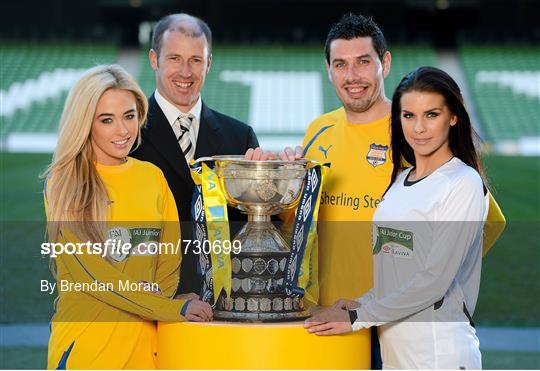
131;13;259;297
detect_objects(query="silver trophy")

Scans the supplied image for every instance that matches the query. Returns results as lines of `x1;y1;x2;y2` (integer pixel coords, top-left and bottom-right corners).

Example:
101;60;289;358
202;155;311;321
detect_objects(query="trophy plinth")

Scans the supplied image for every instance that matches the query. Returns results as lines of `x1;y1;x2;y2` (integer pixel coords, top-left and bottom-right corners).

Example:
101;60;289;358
209;156;309;321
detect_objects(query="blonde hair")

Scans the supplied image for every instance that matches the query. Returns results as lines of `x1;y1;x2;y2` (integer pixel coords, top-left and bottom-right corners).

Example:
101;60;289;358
41;64;148;243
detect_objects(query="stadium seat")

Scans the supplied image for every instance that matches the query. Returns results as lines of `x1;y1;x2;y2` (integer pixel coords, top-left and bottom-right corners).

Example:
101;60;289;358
1;43;117;135
137;45;436;135
460;45;540;141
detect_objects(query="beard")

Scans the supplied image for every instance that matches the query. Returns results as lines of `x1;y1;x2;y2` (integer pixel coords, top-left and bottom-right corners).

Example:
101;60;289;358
344;96;377;113
342;83;383;113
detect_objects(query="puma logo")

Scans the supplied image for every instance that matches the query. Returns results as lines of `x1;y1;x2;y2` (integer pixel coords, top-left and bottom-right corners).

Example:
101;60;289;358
318;145;332;159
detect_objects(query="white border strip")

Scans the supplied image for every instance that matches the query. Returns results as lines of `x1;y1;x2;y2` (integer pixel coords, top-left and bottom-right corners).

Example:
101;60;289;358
3;133;58;153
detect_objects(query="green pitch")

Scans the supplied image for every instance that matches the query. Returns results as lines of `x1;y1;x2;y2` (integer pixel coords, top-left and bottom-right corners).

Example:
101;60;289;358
1;347;539;369
0;153;538;325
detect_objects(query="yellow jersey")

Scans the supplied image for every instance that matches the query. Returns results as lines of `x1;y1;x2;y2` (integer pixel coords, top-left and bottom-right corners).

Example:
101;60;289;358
46;157;186;369
303;108;392;305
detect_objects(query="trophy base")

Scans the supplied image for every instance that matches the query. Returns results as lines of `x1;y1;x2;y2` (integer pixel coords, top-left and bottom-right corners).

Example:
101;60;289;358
214;309;309;322
215;294;308;322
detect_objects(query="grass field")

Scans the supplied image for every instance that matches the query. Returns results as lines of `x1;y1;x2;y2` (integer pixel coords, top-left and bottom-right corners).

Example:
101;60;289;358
0;153;538;369
1;153;538;324
475;155;540;326
1;347;539;369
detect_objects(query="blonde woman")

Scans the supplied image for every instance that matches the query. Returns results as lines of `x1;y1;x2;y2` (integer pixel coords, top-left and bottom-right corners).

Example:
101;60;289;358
42;64;212;369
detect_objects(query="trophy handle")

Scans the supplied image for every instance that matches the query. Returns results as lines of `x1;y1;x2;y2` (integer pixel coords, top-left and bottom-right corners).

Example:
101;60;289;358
194;156;216;163
196;155;318;165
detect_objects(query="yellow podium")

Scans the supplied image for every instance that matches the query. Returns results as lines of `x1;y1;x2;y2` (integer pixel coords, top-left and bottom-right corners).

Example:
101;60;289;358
157;321;370;369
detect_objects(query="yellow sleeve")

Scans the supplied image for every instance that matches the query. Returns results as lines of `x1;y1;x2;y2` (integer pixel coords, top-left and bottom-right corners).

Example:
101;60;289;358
57;244;187;322
155;174;182;298
46;171;187;321
482;192;506;256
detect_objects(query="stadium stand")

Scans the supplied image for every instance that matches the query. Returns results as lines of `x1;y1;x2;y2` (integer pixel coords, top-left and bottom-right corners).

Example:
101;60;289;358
460;45;540;142
1;43;117;136
1;43;435;139
137;45;436;136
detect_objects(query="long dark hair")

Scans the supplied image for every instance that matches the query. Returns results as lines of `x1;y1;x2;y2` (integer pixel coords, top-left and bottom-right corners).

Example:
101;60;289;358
389;66;487;187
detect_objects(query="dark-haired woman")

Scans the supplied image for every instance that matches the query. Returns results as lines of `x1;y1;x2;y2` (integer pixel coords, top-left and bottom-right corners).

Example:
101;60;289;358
305;66;490;369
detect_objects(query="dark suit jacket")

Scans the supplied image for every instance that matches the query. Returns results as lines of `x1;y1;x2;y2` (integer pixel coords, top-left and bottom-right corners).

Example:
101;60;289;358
131;95;259;294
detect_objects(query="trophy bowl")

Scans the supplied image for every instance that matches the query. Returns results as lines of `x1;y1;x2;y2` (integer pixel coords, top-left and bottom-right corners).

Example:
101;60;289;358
213;155;309;217
205;155;311;321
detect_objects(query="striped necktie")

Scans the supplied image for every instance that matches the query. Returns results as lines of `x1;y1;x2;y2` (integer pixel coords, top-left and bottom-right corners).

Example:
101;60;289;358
175;113;195;162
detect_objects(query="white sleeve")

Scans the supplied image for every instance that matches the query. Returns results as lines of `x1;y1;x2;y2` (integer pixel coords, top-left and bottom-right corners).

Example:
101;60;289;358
355;288;376;305
352;173;486;331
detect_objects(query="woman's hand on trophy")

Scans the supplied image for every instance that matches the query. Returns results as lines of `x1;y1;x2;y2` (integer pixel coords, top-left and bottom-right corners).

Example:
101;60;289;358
244;146;304;161
182;299;213;322
174;292;200;301
332;298;360;310
303;307;353;335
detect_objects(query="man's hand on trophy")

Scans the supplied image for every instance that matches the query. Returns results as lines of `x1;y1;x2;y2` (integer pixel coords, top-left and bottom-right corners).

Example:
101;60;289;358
244;146;304;161
332;298;360;310
244;147;276;160
303;307;353;335
182;298;213;322
279;145;304;161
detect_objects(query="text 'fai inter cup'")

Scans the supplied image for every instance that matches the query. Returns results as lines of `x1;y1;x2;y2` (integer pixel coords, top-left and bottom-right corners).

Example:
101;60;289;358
194;155;322;322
